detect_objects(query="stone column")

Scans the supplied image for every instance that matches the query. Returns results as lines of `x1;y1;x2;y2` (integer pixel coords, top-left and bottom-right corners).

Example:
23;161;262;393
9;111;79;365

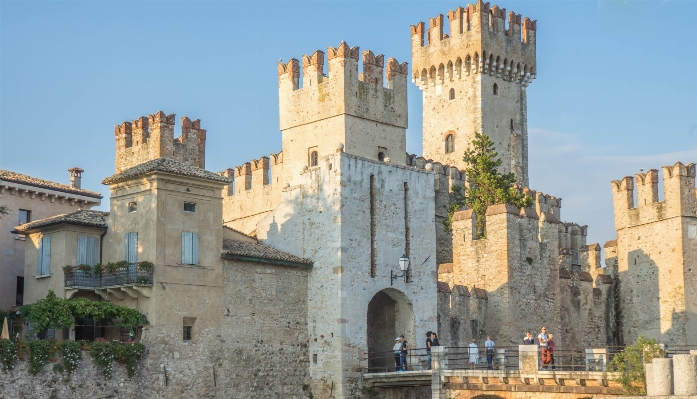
431;346;446;399
651;358;673;395
519;345;539;374
645;362;654;396
673;354;697;395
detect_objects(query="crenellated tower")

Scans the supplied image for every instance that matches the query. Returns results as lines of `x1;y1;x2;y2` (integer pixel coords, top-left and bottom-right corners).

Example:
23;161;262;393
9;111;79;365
412;1;536;185
278;41;408;185
114;111;206;173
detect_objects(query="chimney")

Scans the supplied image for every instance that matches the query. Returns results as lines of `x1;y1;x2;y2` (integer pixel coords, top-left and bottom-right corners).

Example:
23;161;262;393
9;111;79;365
68;167;84;189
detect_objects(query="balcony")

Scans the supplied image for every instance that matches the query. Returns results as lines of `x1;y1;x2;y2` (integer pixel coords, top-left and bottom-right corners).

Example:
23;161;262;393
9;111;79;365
64;263;153;299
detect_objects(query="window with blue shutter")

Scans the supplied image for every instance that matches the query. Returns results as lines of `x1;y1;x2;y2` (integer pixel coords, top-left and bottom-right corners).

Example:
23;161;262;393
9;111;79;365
181;232;199;265
77;236;99;265
37;236;51;276
125;232;138;264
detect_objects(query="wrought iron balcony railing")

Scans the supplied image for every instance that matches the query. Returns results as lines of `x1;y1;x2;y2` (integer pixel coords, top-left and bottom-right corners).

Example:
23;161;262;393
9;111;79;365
64;263;153;289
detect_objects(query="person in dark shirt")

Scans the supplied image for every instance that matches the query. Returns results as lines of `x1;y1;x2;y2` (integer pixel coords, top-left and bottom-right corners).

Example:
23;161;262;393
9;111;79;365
400;334;409;372
426;331;433;370
523;330;535;345
431;332;440;347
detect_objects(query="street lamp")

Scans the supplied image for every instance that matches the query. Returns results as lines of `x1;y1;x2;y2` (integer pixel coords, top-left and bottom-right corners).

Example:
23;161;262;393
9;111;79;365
391;254;410;286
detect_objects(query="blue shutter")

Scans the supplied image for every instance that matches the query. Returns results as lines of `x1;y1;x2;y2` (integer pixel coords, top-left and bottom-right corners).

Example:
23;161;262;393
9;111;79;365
77;236;87;264
125;232;138;263
37;237;43;275
182;232;192;264
41;236;51;275
87;236;99;266
192;233;199;265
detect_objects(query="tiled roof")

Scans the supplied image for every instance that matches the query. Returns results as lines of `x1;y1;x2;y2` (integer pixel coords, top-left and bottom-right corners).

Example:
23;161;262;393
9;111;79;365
221;239;313;267
0;170;102;198
102;158;232;185
13;210;109;233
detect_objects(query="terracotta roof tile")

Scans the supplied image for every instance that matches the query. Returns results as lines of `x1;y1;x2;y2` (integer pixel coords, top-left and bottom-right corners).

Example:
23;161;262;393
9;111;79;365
102;158;231;185
13;210;108;233
0;169;101;198
221;239;312;267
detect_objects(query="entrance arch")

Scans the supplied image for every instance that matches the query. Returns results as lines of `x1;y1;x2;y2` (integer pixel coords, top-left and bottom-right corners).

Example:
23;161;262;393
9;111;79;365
366;288;415;372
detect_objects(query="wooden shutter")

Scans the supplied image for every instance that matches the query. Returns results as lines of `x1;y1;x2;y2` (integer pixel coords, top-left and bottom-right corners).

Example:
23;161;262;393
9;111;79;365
125;232;138;263
41;236;51;275
182;232;192;264
87;236;99;266
192;233;199;265
77;236;87;264
37;237;43;275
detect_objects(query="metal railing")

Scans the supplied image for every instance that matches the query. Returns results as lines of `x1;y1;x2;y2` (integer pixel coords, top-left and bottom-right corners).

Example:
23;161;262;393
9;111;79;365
364;345;629;373
65;263;153;289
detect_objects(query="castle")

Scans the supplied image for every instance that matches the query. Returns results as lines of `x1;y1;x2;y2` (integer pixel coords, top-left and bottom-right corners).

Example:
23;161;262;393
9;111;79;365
8;1;695;398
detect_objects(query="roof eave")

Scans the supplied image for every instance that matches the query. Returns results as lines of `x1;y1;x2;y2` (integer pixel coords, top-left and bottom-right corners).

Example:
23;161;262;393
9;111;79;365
12;221;108;235
220;252;313;269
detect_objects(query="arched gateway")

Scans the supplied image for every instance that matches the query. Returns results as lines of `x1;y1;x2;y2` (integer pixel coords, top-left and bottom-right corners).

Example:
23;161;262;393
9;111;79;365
366;288;415;372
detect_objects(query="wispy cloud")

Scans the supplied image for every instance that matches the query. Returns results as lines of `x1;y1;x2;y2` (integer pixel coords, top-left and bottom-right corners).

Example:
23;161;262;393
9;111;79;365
528;128;696;248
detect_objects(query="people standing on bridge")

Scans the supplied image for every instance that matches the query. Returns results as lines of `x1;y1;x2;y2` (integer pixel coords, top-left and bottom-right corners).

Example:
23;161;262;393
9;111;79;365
547;333;556;370
399;334;409;372
468;339;478;370
485;336;495;370
523;330;535;345
393;337;402;372
426;331;433;370
538;326;550;370
431;332;440;347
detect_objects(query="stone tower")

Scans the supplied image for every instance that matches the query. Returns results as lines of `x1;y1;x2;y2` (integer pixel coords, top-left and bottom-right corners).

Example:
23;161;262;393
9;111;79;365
411;1;536;186
278;41;408;185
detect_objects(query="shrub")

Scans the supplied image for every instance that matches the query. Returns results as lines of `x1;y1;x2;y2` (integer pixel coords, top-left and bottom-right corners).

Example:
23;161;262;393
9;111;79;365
609;335;665;395
0;339;18;372
28;339;57;375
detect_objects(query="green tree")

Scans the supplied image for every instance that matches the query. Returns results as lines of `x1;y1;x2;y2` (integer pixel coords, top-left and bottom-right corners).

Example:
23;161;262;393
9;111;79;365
0;205;8;218
444;132;533;237
608;335;665;395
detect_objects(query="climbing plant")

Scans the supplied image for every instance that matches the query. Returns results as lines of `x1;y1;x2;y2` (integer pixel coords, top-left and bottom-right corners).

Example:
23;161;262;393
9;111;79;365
444;132;533;237
27;339;57;375
0;339;18;372
60;341;82;376
608;335;665;395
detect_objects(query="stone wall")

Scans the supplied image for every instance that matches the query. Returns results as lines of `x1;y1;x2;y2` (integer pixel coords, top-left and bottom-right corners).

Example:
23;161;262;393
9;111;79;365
0;257;311;399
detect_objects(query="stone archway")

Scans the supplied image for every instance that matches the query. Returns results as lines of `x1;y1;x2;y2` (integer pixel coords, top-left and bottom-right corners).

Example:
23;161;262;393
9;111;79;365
366;288;415;372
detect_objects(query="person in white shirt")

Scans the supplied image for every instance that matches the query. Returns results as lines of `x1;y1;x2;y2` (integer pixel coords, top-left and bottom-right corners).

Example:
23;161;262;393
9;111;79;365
468;339;479;370
538;326;550;370
484;336;495;370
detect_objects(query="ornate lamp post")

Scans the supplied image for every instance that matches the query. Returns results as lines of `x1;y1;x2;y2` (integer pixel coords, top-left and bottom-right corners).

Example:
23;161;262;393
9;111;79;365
391;254;410;286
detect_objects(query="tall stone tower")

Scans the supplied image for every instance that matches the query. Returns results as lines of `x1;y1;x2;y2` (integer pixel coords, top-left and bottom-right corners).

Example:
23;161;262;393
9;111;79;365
411;1;536;186
278;41;408;185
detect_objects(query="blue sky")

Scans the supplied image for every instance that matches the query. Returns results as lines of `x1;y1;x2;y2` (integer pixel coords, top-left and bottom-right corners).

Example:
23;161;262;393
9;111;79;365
1;0;696;247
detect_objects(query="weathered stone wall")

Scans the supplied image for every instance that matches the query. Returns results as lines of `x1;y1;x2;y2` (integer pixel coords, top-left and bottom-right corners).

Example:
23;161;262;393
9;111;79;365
0;258;310;399
256;152;437;399
114;112;206;173
611;162;697;346
411;2;536;186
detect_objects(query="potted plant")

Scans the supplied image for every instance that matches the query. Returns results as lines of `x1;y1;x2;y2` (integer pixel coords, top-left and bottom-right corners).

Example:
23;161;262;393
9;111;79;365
62;265;74;274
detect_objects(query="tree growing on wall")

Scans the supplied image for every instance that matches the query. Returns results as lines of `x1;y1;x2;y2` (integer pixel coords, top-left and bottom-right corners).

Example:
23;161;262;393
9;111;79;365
444;132;533;237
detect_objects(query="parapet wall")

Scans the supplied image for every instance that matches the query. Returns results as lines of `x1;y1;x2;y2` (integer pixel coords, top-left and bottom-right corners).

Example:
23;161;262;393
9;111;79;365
411;2;536;88
221;152;283;234
612;162;697;229
278;41;409;130
114;111;206;173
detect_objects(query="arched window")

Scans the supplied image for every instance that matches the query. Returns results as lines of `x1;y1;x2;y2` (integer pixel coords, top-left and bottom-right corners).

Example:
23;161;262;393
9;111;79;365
377;152;385;162
493;83;498;95
310;151;318;167
449;88;455;100
445;134;455;154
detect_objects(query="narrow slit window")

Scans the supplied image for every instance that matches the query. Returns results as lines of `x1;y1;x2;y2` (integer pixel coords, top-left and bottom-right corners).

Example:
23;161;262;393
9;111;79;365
445;134;455;154
493;83;498;95
310;151;318;167
449;88;455;100
183;326;192;341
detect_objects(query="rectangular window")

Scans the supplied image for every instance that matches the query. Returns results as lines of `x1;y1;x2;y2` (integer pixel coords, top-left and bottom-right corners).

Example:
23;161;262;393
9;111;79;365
181;232;199;265
77;236;99;266
125;232;138;264
16;276;24;306
183;326;192;341
184;202;196;213
18;209;31;225
37;236;51;276
128;202;137;213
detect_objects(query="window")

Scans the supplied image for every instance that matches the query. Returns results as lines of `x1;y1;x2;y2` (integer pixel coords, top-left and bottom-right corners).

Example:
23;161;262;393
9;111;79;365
183;326;192;341
37;236;51;276
445;134;455;154
309;151;318;167
571;250;580;266
77;236;99;266
183;317;196;341
16;276;24;306
125;232;138;264
230;178;235;196
181;232;199;265
449;88;455;100
127;202;137;213
184;202;196;213
18;209;31;225
493;83;498;95
378;152;385;162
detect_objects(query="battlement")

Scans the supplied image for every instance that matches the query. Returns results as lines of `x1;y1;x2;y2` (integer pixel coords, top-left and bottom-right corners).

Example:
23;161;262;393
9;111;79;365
411;1;536;88
114;111;206;173
452;201;560;241
521;187;561;219
222;152;283;195
278;41;408;131
611;162;697;229
406;153;465;192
